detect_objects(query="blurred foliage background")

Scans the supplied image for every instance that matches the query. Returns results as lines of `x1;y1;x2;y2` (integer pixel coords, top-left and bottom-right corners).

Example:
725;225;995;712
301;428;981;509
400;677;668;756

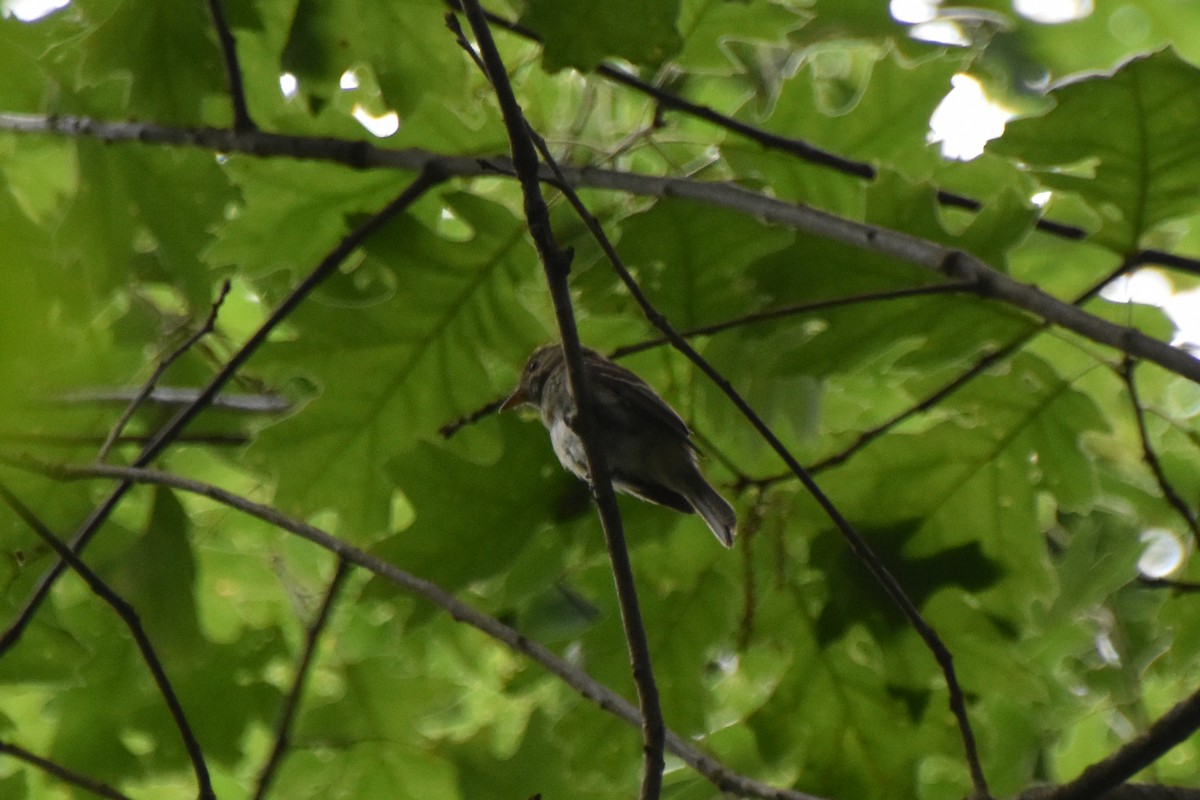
2;0;1200;798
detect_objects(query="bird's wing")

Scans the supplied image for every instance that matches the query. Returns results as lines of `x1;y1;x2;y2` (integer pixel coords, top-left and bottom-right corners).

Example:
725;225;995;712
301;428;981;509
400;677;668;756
585;351;695;444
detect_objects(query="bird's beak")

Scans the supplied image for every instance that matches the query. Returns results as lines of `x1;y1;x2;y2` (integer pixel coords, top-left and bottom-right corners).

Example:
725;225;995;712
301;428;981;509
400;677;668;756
499;386;528;411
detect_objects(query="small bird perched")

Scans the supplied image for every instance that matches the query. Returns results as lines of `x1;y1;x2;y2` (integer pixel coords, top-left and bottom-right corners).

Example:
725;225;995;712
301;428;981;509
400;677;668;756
501;343;737;547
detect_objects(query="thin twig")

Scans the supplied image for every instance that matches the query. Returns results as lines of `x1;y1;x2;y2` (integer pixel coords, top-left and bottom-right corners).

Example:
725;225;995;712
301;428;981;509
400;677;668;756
451;6;666;797
534;125;992;799
0;480;214;800
32;458;827;800
97;280;232;462
205;0;256;132
610;282;974;358
0;432;251;448
0;169;444;661
1140;576;1200;592
254;558;352;800
0;740;133;800
1122;358;1200;541
744;258;1137;490
440;283;973;438
58;387;291;413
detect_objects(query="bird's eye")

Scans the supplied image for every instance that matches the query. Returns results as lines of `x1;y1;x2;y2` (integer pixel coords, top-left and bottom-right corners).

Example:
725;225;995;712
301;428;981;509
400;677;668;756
527;358;540;373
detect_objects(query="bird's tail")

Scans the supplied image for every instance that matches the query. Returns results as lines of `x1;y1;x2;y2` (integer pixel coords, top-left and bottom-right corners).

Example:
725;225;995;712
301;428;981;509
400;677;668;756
688;478;736;548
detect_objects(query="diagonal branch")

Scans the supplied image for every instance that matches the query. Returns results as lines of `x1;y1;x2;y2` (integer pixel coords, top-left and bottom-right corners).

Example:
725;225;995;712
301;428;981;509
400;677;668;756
743;258;1137;489
1122;358;1200;541
254;557;352;800
0;740;133;800
609;282;976;358
534;134;992;799
451;5;666;797
29;457;827;800
0;168;445;661
471;5;1093;242
97;280;231;462
0;480;214;800
439;283;973;438
1035;684;1200;800
205;0;256;132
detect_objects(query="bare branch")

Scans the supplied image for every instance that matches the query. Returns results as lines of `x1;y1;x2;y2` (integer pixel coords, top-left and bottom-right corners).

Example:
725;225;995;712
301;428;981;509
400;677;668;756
205;0;256;132
55;387;291;414
0;432;251;448
1139;577;1200;593
1033;686;1200;800
1;112;1198;386
0;740;133;800
254;558;352;800
530;122;991;799
745;258;1135;489
34;458;827;800
1122;358;1200;541
1021;785;1200;800
0;168;445;661
0;481;214;800
451;5;666;796
610;283;974;358
97;280;232;462
440;283;975;439
471;6;1093;242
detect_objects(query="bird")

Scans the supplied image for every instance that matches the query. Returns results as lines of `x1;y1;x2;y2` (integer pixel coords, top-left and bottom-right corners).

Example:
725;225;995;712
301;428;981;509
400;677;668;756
501;343;737;547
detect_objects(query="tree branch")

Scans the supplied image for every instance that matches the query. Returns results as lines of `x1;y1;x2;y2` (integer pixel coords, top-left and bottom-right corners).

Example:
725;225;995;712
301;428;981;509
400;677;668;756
440;283;972;439
609;282;975;358
1022;785;1200;800
1122;358;1200;541
254;557;352;800
0;432;251;448
472;5;1093;242
0;481;214;800
1;112;1198;386
1140;576;1200;592
205;0;256;132
30;458;827;800
0;740;133;800
535;132;993;800
0;168;444;661
1034;685;1200;800
744;258;1135;489
97;280;231;462
451;5;666;796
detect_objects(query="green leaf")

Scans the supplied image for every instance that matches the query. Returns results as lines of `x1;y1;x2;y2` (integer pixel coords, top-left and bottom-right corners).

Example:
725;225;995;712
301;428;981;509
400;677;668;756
74;0;226;123
989;50;1200;251
376;415;573;595
249;193;548;532
282;0;471;118
746;46;965;181
617;197;794;329
522;0;683;72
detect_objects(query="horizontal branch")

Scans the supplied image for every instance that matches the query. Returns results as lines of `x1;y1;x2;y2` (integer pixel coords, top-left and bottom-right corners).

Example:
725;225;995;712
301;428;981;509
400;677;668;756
34;459;826;800
4;112;1195;386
